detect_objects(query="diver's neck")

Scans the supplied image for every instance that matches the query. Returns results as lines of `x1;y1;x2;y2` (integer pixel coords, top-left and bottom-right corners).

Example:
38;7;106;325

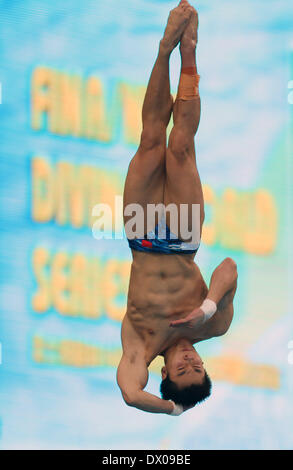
147;336;194;365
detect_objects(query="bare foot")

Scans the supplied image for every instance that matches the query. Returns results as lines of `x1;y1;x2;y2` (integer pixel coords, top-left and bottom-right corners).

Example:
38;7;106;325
160;0;193;54
180;5;198;51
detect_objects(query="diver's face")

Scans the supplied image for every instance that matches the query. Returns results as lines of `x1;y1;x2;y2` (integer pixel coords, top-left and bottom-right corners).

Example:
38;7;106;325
163;342;205;388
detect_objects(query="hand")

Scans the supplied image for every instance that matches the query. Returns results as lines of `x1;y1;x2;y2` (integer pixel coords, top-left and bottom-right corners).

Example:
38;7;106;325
169;307;205;329
168;401;193;416
183;404;194;413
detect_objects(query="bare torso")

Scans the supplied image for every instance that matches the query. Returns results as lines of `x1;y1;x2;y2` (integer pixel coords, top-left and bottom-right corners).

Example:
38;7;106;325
125;251;210;365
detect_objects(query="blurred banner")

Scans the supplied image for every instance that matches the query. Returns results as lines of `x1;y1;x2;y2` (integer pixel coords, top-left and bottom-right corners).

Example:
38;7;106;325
0;0;292;450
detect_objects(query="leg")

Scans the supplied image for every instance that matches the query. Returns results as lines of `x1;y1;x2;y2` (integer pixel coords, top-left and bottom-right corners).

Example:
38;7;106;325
165;5;204;242
123;1;192;235
123;44;172;234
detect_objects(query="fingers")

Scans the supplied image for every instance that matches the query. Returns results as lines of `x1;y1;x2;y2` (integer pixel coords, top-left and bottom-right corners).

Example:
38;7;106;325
169;317;189;327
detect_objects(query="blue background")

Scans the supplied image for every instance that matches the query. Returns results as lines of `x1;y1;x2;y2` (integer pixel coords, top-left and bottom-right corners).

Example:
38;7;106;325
0;0;293;450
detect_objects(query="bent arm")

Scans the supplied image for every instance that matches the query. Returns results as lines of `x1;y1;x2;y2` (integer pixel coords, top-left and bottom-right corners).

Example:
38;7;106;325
205;257;238;336
207;257;238;305
117;315;175;414
117;353;174;414
169;258;237;334
125;390;174;415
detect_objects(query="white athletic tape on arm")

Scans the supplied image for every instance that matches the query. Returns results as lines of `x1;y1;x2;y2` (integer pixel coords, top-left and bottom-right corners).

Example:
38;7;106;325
169;400;184;416
200;298;217;323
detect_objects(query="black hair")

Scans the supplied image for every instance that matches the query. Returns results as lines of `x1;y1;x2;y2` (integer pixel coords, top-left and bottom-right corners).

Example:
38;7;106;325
160;370;212;407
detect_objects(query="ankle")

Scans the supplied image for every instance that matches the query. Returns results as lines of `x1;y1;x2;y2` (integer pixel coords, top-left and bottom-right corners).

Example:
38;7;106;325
180;41;197;55
159;39;173;57
181;66;197;75
179;46;196;69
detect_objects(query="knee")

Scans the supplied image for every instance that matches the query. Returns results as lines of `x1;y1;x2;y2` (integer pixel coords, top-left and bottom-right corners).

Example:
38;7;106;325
168;127;192;160
140;125;166;151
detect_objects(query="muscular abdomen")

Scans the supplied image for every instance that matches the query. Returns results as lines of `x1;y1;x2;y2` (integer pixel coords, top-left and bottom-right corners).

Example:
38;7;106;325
127;252;208;327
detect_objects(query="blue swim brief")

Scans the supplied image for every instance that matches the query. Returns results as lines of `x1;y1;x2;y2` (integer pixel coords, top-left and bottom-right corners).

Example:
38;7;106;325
127;215;200;255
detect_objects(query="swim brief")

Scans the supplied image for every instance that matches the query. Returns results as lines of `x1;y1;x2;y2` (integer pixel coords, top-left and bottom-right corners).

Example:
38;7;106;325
127;214;200;255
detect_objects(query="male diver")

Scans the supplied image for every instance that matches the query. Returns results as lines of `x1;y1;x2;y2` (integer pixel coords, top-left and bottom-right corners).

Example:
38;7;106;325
117;0;238;415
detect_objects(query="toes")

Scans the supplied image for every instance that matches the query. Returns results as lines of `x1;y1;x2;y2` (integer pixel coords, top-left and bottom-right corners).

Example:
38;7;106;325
187;6;198;25
186;7;193;18
191;7;198;17
179;0;189;9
